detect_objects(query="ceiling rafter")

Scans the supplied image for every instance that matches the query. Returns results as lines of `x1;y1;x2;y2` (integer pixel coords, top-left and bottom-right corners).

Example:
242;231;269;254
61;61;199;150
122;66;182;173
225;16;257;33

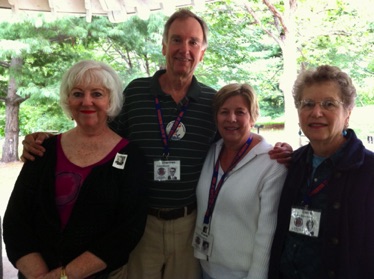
0;0;219;22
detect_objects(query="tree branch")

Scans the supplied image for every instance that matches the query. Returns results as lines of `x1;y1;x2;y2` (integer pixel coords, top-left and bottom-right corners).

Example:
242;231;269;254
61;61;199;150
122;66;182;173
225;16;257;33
359;65;374;76
301;30;352;42
244;2;281;45
106;40;135;70
263;0;288;34
0;61;10;68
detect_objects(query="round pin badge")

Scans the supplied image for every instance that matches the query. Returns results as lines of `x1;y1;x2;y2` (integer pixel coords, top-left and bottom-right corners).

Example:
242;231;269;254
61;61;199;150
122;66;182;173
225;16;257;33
166;120;186;140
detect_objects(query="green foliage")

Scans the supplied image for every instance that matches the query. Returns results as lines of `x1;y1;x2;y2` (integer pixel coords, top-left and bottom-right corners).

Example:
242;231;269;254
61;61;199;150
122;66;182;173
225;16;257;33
0;104;4;136
198;2;284;117
0;0;373;139
19;102;74;135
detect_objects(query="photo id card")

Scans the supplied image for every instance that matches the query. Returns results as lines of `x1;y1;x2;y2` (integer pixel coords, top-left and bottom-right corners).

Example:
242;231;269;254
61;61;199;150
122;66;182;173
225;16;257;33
112;153;128;169
289;207;321;237
154;160;181;181
193;229;213;257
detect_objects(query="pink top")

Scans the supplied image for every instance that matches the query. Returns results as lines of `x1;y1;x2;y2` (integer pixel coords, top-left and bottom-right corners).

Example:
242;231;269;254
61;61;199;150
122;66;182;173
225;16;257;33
54;134;129;229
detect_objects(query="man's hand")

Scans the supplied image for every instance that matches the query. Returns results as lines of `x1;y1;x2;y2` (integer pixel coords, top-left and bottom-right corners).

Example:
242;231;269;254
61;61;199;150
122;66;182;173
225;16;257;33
21;132;52;162
268;142;293;167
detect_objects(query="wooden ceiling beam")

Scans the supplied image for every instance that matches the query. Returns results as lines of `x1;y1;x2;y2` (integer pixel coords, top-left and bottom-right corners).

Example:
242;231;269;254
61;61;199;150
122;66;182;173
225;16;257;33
0;0;220;23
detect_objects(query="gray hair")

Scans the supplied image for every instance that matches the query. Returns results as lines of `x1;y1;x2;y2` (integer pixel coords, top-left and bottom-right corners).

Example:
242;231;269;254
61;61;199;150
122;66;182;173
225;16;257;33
293;65;356;110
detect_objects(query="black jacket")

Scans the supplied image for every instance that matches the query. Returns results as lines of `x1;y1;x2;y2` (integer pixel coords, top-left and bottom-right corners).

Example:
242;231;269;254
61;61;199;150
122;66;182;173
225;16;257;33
3;136;147;276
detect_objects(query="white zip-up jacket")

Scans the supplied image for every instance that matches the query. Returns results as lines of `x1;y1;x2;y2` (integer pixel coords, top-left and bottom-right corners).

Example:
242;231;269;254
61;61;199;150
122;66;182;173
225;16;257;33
194;136;287;279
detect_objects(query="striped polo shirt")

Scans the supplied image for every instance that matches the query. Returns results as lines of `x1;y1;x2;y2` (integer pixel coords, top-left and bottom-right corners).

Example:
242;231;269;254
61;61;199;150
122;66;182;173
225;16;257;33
110;70;217;208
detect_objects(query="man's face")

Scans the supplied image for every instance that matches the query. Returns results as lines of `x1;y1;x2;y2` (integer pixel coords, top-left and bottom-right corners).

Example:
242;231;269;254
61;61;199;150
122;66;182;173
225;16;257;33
162;17;206;79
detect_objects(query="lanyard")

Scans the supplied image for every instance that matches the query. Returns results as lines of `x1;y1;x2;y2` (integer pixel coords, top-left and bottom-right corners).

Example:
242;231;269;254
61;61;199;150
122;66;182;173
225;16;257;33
203;136;253;224
154;97;190;159
303;177;329;206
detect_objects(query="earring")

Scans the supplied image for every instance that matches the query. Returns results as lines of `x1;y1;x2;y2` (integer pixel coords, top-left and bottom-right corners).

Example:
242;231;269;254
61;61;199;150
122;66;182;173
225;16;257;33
342;129;347;136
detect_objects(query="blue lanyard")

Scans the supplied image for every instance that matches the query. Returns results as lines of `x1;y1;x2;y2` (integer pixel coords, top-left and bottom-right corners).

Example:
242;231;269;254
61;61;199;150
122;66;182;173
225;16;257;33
203;136;253;224
154;97;189;158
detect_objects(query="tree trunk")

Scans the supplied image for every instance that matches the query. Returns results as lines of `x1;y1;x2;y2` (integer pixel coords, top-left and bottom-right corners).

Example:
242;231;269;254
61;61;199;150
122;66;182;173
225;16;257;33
274;0;300;148
249;0;301;148
279;32;299;148
281;0;300;148
1;57;27;163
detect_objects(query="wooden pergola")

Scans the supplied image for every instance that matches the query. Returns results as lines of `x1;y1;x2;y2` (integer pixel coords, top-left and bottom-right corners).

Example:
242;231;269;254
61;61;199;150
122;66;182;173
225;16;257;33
0;0;218;23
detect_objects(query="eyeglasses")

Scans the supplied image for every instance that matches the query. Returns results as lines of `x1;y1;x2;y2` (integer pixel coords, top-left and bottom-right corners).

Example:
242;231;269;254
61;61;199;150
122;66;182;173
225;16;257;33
297;99;344;111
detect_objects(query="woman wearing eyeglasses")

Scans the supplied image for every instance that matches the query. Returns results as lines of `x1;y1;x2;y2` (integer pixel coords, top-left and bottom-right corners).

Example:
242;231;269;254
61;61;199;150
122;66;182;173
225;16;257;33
268;65;374;279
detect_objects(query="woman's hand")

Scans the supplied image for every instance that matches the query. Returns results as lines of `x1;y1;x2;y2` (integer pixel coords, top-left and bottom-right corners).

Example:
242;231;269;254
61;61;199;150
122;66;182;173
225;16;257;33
39;252;107;279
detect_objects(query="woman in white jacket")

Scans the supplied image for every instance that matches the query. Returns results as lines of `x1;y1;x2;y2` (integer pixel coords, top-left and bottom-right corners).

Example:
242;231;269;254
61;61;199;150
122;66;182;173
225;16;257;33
193;83;287;279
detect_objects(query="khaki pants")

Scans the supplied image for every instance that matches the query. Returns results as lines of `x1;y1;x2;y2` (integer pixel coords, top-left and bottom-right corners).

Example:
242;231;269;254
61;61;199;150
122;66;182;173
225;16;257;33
127;210;201;279
108;265;128;279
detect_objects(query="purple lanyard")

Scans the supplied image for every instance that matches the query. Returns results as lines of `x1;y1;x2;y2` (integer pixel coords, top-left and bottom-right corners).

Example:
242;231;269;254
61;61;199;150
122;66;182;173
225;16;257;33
203;136;253;224
155;97;190;158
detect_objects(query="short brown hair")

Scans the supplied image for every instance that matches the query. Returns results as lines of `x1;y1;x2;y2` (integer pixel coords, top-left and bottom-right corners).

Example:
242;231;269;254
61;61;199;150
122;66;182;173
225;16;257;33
162;8;208;49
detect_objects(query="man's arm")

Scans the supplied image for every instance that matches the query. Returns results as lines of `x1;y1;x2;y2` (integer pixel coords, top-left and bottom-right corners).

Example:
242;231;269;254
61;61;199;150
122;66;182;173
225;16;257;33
21;132;53;161
268;142;293;167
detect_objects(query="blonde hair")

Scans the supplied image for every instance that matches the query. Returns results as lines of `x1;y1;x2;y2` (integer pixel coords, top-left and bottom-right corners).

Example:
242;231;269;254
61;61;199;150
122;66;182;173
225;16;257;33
213;83;259;124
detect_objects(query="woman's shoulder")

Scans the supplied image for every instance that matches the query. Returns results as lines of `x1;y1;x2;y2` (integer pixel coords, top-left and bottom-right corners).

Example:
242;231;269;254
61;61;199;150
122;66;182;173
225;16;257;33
117;139;146;162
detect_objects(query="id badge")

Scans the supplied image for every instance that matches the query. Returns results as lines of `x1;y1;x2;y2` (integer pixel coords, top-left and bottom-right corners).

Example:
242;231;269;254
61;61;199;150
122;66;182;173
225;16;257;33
154;160;180;181
193;228;213;256
112;153;127;169
289;207;321;237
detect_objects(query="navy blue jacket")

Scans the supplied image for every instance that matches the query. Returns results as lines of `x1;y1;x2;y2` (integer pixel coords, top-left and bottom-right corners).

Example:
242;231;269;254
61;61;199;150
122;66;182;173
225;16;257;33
268;129;374;279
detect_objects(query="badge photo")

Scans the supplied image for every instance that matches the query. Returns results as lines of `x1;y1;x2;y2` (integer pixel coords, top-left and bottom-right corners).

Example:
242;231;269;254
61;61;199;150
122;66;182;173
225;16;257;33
113;153;127;169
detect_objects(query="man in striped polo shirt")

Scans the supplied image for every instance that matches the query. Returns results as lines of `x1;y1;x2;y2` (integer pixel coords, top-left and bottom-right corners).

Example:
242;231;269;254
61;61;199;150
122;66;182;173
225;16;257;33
110;9;218;279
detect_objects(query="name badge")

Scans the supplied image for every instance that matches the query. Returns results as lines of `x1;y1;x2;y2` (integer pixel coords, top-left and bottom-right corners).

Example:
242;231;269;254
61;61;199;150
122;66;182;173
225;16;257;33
154;160;180;181
112;153;127;169
193;227;214;256
289;207;321;237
